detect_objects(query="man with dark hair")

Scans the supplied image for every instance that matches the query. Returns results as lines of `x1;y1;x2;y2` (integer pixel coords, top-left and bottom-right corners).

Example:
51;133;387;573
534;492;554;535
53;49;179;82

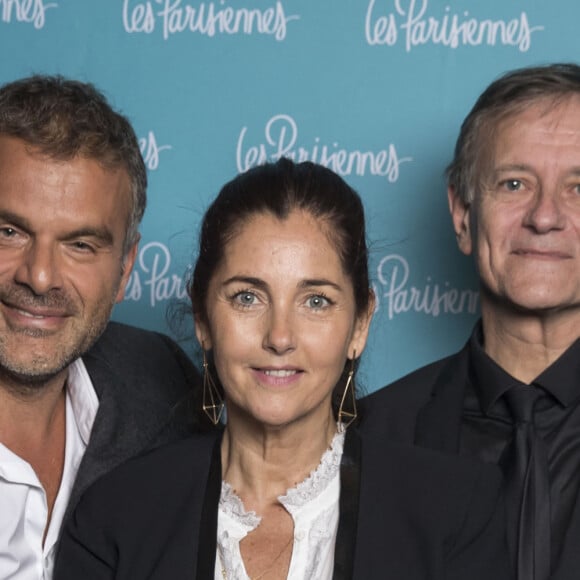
0;76;198;579
361;63;580;580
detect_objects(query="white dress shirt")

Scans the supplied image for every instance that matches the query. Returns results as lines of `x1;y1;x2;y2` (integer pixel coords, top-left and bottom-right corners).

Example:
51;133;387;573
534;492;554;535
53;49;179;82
0;359;99;580
215;429;344;580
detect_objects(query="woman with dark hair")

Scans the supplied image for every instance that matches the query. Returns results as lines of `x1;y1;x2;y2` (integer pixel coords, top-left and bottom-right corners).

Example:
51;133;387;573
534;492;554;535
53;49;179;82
54;158;509;579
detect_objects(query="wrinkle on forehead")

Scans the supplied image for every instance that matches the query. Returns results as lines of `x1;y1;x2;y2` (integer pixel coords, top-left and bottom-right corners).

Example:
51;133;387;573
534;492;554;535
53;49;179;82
478;96;580;192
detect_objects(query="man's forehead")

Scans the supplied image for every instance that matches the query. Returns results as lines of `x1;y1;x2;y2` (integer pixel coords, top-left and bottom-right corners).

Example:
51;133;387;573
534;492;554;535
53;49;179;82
0;140;132;223
494;95;580;135
0;134;128;176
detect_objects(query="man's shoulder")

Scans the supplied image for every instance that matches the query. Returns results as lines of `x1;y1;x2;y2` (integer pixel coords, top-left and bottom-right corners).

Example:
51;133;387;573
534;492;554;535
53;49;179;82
65;323;202;514
358;350;464;444
357;433;504;547
85;321;196;372
82;321;200;400
363;433;502;505
364;352;459;406
88;321;178;355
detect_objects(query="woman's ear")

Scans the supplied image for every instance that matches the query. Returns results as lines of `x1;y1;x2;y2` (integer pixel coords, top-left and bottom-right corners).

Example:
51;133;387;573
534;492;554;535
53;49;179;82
194;314;212;351
348;290;375;359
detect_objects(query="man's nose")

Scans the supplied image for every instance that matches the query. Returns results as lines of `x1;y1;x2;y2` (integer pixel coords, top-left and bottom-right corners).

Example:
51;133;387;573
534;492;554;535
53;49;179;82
14;242;63;295
524;188;566;233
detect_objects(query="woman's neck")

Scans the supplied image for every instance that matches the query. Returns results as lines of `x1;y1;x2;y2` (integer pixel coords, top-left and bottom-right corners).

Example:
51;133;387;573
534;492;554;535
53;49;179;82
220;409;337;514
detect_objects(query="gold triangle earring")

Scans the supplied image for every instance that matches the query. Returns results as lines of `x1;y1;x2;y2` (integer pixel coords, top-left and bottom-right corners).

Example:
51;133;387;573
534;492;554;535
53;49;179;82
338;350;357;432
202;348;224;425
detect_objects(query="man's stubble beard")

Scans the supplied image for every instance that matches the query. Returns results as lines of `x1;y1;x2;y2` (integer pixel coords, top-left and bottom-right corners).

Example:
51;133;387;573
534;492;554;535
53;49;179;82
0;283;119;394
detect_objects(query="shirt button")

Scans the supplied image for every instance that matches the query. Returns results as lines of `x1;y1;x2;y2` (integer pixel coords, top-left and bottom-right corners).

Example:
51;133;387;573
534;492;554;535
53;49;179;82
295;530;305;541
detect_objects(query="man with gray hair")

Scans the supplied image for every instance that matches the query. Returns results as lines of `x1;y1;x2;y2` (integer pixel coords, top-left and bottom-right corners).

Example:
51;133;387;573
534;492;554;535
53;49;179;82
0;76;198;579
361;63;580;580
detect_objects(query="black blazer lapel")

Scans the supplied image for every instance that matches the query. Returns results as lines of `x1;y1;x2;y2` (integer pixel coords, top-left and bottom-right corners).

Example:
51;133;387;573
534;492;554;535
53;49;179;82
333;427;361;580
66;352;161;521
196;432;222;578
414;345;470;454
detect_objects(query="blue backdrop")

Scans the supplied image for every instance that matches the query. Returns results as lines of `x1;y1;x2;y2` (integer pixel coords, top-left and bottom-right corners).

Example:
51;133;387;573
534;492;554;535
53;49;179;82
1;0;577;392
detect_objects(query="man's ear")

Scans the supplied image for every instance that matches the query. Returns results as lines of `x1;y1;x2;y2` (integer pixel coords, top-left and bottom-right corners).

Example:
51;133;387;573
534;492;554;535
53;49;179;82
115;236;140;303
448;186;473;256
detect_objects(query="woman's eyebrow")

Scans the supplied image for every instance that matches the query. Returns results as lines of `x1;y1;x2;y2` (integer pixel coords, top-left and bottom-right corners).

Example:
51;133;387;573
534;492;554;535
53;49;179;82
299;279;342;291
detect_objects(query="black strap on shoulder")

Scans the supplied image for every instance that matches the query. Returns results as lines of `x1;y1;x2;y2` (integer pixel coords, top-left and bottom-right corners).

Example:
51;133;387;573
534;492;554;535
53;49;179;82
195;432;222;578
333;427;361;580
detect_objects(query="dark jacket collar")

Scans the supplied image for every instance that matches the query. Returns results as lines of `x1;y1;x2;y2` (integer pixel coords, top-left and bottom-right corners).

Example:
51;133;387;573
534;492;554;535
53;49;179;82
66;344;183;523
469;322;580;410
415;322;580;451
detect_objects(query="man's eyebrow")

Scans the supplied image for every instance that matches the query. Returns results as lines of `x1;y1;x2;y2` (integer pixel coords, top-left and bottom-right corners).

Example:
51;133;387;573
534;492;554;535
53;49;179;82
0;210;116;245
62;227;115;245
493;164;533;174
493;164;580;178
0;210;32;230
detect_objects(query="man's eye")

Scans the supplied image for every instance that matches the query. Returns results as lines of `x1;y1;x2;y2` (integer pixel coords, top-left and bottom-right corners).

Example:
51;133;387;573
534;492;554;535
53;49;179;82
0;227;17;237
503;179;522;191
71;241;95;252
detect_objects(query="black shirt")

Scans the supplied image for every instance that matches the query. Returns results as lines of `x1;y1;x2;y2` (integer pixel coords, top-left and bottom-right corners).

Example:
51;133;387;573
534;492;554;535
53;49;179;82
461;323;580;565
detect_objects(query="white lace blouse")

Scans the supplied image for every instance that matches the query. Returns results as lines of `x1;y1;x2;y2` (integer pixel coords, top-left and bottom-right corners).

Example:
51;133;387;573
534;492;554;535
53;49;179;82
215;430;345;580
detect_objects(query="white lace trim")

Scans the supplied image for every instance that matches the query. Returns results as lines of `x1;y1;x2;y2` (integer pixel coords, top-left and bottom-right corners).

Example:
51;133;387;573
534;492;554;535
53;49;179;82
216;428;345;579
220;482;261;530
218;428;345;525
279;429;344;514
217;529;248;580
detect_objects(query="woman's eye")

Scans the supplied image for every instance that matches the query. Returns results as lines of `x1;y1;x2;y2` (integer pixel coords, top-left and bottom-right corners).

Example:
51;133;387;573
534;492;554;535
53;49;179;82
233;291;257;306
306;295;330;309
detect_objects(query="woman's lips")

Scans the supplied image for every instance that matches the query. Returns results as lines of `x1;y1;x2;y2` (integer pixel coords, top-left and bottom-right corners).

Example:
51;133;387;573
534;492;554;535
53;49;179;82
252;367;303;386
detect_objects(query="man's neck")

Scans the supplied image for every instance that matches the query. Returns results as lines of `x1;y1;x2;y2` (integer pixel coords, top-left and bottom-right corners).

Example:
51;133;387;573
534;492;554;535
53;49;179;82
0;369;69;530
0;368;68;440
481;303;580;384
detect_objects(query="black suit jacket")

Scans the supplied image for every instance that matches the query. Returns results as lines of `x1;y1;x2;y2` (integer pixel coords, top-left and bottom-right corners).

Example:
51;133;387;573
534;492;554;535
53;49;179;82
357;341;580;580
357;345;468;454
65;321;200;522
54;424;510;580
